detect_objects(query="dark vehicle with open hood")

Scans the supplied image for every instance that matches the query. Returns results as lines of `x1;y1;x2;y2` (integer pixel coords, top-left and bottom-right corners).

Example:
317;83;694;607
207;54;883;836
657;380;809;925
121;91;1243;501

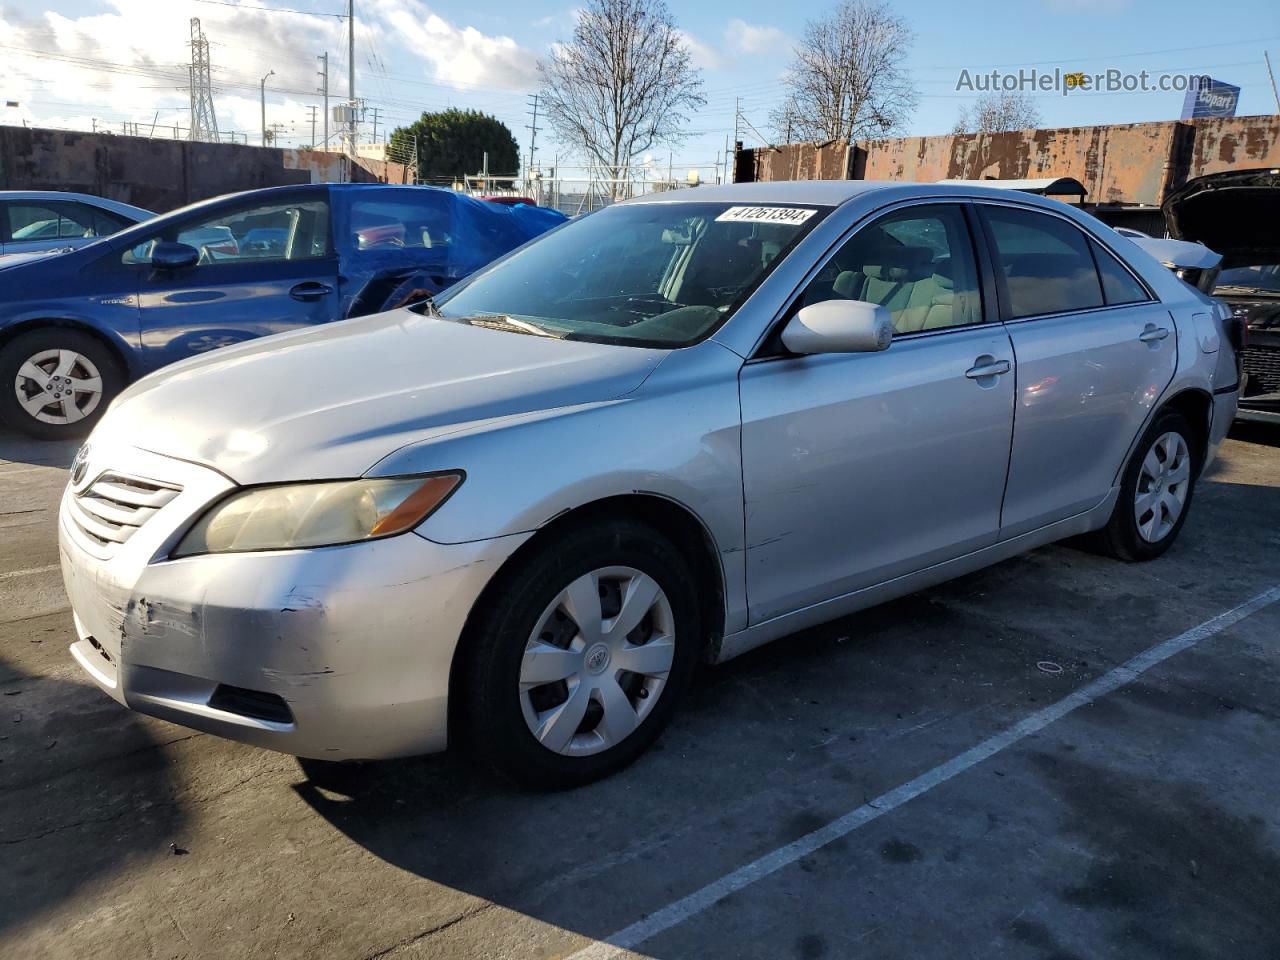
0;184;565;439
1163;168;1280;424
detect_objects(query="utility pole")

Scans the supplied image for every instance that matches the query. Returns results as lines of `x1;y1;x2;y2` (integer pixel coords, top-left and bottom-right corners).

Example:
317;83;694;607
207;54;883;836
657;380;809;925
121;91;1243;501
526;93;540;182
317;52;329;148
369;106;380;145
731;97;741;185
307;105;318;147
347;0;357;160
260;69;274;146
1266;51;1280;114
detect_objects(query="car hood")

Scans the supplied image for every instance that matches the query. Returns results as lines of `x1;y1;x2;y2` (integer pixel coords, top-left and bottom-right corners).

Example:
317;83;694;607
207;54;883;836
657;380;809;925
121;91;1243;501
1163;168;1280;265
97;310;667;484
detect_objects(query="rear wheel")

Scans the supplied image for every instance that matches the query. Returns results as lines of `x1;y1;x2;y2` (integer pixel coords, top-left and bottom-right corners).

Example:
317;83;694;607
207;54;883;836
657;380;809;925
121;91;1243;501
1093;409;1199;561
0;329;123;440
459;520;701;788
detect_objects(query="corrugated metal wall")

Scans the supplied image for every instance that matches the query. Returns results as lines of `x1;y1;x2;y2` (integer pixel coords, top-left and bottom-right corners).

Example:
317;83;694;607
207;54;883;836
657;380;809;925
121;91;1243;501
0;126;411;212
737;115;1280;206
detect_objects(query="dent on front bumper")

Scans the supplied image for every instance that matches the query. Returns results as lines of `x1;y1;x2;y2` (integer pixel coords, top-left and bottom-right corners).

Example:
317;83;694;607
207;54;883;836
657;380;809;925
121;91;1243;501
59;443;528;760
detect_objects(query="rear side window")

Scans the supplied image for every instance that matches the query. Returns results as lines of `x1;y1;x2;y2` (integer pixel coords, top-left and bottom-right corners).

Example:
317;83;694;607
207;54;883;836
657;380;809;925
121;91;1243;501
6;201;96;241
982;206;1103;319
92;209;133;236
1091;240;1150;305
350;196;451;252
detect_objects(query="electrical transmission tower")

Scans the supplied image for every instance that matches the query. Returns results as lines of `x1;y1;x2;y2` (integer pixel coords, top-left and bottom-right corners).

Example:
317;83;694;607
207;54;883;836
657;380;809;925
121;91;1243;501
188;18;220;143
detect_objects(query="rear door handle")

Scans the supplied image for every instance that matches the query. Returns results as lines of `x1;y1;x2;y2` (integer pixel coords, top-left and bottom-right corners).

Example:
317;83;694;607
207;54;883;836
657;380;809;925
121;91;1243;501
290;281;334;301
1139;324;1170;343
965;357;1011;379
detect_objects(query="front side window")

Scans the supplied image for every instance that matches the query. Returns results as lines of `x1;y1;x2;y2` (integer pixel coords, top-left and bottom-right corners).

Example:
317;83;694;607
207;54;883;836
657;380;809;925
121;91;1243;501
433;202;826;347
123;199;330;265
796;204;983;333
983;206;1104;319
7;202;96;241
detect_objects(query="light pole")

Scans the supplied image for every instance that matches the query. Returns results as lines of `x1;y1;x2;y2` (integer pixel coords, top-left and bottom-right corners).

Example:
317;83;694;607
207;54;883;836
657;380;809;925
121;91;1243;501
260;69;275;146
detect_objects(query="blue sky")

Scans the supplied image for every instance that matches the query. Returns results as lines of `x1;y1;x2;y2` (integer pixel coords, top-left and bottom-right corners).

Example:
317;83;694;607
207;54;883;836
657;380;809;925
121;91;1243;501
2;0;1278;178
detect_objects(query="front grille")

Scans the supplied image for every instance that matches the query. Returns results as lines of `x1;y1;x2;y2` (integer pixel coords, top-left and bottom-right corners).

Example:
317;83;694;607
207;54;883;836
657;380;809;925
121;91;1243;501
1242;343;1280;397
69;472;182;548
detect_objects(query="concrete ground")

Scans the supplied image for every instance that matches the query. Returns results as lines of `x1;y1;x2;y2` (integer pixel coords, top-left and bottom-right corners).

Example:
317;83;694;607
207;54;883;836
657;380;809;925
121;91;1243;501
2;424;1278;960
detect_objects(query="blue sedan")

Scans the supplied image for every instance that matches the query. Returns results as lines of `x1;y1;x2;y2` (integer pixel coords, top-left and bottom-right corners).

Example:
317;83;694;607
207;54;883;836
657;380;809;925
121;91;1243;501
0;184;565;439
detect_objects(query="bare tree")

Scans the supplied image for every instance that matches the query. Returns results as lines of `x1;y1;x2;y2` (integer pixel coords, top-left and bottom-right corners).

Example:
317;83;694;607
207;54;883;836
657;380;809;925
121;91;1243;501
771;0;917;144
538;0;705;192
952;91;1042;134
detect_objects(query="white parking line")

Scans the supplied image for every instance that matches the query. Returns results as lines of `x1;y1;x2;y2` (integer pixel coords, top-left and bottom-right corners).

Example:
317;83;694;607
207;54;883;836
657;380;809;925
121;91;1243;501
0;563;61;582
568;584;1280;960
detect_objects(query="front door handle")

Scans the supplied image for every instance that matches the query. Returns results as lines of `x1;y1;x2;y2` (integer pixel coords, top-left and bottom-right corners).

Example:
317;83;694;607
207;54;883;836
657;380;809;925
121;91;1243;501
965;357;1012;380
290;281;334;302
1139;324;1170;343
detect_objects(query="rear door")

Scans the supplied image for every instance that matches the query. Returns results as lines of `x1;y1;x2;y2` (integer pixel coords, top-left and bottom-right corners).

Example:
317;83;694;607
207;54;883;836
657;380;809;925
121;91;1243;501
131;191;339;371
976;203;1177;538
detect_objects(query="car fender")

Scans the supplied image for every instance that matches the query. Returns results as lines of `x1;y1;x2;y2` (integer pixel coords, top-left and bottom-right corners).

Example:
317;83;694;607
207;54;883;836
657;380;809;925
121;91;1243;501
366;339;751;634
0;309;141;377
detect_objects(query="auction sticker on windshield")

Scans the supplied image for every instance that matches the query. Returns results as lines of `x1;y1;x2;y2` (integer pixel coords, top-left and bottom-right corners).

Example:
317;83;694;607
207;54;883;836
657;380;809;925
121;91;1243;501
715;206;818;225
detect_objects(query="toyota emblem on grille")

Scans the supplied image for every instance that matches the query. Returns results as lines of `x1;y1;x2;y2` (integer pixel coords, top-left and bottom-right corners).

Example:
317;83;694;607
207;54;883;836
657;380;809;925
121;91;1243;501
70;444;91;487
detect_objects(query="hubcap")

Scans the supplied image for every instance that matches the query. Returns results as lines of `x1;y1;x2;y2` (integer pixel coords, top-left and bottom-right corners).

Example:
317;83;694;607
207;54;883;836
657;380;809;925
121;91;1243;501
14;349;104;425
519;566;675;757
1134;430;1191;543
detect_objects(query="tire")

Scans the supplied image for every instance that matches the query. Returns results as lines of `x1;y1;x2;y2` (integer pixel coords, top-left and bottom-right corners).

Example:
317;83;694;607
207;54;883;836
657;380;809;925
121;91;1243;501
0;328;124;440
458;520;701;789
1093;409;1199;562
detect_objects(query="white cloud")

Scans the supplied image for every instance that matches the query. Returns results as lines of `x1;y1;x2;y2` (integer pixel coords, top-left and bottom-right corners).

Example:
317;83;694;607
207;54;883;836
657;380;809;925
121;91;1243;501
676;29;720;71
724;19;790;56
2;0;541;145
371;0;538;90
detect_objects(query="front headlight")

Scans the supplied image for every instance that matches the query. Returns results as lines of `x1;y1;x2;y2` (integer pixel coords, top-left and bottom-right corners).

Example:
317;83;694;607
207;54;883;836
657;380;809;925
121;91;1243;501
172;472;463;557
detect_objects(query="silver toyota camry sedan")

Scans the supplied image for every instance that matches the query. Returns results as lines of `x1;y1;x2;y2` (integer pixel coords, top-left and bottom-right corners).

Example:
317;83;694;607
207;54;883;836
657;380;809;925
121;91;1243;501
59;181;1240;787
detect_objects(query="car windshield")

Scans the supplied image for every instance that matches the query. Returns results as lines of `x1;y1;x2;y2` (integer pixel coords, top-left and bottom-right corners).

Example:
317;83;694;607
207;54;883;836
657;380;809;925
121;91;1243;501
432;201;828;347
1214;264;1280;294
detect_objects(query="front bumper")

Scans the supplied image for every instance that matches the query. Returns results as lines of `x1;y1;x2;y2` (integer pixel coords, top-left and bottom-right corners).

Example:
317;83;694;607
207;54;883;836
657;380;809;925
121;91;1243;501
59;442;528;760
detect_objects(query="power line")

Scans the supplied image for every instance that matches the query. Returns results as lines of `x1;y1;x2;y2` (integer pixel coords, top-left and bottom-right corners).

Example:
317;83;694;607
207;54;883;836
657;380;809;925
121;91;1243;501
188;0;346;19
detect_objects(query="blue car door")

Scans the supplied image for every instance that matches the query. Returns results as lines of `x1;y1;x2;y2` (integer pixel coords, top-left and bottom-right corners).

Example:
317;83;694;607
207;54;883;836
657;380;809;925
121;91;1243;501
132;191;339;371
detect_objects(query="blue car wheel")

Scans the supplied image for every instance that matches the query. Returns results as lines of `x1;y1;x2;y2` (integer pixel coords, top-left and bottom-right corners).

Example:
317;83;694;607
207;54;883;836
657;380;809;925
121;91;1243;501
0;328;124;441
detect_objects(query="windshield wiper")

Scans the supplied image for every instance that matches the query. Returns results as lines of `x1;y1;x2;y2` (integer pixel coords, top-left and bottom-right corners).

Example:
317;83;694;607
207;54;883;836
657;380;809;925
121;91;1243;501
464;314;564;338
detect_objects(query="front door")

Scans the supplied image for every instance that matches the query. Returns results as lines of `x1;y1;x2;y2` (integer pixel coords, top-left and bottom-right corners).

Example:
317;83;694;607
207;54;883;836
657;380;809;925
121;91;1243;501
131;193;339;372
975;203;1179;538
739;202;1016;624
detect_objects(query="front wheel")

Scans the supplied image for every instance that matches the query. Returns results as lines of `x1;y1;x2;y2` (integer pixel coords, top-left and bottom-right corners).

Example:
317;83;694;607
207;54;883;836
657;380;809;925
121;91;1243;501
0;329;124;440
1093;409;1199;562
458;520;701;788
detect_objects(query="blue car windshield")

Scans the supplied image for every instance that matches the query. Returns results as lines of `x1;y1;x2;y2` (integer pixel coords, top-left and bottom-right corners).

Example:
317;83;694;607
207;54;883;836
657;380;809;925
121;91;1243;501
433;201;827;347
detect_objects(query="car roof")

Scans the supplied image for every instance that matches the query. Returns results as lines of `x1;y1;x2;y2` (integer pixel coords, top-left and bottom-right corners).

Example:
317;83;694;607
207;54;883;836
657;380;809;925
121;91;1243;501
618;179;1082;211
0;190;153;219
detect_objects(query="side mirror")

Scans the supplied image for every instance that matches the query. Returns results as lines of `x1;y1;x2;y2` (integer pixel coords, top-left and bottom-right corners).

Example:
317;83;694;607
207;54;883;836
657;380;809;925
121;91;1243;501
781;299;894;355
150;241;200;270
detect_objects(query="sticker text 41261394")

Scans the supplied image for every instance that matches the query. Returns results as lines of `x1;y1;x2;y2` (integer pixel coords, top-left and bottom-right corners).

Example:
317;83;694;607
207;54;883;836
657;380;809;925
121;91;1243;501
714;207;818;226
